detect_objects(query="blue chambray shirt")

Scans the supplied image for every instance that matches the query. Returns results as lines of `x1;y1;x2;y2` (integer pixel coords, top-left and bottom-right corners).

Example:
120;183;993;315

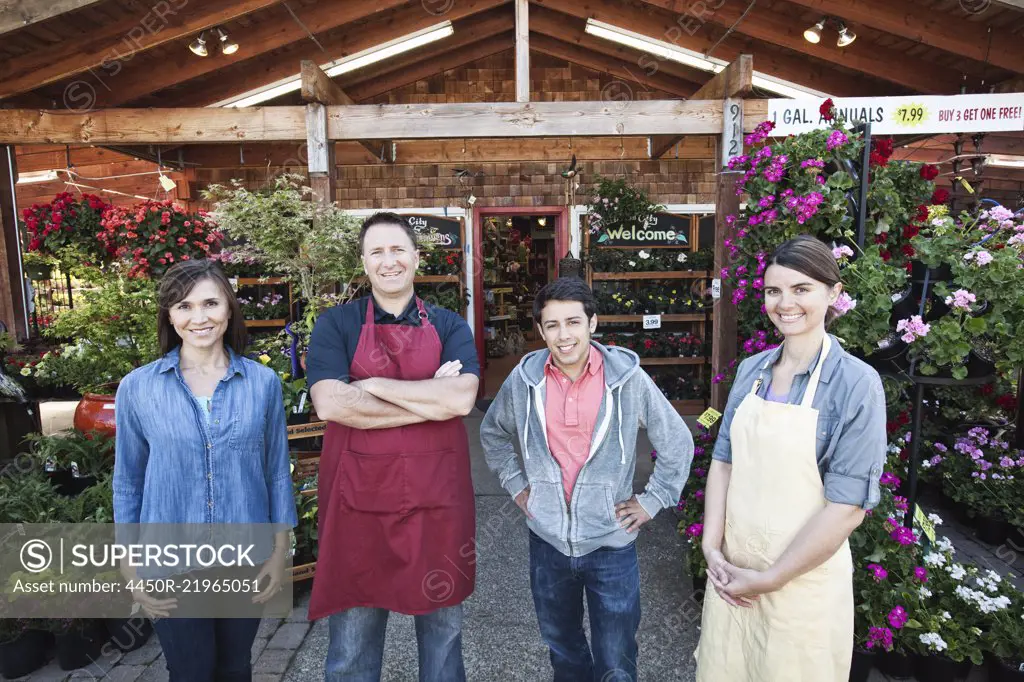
113;346;298;529
712;334;887;510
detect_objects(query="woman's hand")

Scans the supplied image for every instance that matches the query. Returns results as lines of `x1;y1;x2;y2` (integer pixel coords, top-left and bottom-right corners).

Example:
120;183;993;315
717;563;778;601
130;587;177;619
252;550;287;604
703;547;760;608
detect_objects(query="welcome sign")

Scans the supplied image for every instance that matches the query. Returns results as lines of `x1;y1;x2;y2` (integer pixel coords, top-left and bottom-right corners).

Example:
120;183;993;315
595;213;691;247
407;214;462;249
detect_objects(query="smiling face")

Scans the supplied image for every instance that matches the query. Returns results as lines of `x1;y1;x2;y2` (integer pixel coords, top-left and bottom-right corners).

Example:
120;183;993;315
168;277;231;351
361;222;419;298
763;263;841;339
538;299;597;378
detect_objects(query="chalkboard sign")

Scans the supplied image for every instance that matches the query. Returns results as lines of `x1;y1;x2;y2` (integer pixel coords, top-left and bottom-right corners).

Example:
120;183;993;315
406;214;462;249
594;213;691;247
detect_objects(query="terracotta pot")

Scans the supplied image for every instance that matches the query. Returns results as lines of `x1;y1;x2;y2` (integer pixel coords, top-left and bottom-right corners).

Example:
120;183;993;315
73;393;117;438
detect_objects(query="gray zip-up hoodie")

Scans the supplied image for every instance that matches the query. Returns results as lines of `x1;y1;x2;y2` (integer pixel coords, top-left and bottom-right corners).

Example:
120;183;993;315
480;341;694;557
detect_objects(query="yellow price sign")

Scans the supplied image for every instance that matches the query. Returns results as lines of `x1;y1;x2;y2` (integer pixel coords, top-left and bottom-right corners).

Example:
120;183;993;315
892;103;928;128
914;506;937;544
697;408;722;430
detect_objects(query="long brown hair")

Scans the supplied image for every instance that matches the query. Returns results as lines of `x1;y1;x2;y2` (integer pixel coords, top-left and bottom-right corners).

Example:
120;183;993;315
769;235;843;325
157;259;247;355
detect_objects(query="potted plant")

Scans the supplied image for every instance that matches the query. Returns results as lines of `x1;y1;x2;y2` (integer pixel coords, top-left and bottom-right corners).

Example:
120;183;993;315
21;251;57;281
981;575;1024;681
0;618;52;679
585;176;665;246
23;431;114;496
47;618;108;670
21;192;113;274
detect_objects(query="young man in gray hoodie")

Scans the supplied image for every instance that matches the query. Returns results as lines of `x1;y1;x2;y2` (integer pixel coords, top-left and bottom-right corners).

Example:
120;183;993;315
480;277;694;682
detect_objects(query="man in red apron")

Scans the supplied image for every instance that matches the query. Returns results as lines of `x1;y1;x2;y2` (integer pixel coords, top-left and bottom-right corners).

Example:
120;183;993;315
307;212;480;681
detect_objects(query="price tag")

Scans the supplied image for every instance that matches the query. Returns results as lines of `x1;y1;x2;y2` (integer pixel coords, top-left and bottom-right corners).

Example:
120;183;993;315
697;408;722;429
891;292;903;302
643;315;661;330
914;506;937;544
228;277;238;291
711;279;722;300
892;103;928;128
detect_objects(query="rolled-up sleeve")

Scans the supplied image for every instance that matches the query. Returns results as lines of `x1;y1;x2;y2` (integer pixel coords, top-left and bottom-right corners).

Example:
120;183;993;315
711;359;754;465
824;372;886;510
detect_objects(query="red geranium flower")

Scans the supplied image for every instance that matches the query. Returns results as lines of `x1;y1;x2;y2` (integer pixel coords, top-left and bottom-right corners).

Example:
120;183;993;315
920;164;939;180
931;188;950;205
819;98;835;122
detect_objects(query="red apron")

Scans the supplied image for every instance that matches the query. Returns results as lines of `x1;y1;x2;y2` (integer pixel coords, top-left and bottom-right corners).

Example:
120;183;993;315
308;297;476;620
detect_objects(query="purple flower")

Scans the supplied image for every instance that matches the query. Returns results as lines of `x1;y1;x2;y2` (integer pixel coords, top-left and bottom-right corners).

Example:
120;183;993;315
914;567;928;583
832;245;855;260
880;472;901;488
866;626;894;651
933;442;948;453
826;130;849;150
832;292;857;316
896;315;930;343
890;526;917;546
685;523;704;538
893;495;909;512
866;563;888;582
888;606;909;629
944;289;976;311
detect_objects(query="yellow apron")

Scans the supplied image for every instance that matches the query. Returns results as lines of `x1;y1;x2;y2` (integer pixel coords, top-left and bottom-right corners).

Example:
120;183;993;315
695;335;853;682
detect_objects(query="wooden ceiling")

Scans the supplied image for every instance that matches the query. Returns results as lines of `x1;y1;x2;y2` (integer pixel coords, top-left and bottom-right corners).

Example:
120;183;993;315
1;0;1022;110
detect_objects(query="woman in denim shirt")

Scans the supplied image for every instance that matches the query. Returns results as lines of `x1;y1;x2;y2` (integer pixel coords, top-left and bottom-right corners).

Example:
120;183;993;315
695;236;886;681
114;259;297;682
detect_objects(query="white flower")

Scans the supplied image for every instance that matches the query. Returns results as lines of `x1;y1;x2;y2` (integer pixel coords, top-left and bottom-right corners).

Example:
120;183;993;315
924;552;946;567
921;459;933;469
638;250;651;259
919;586;933;599
927;513;943;526
628;261;636;267
936;537;955;554
919;632;948;652
677;253;688;263
941;611;952;621
985;570;1003;584
948;563;967;581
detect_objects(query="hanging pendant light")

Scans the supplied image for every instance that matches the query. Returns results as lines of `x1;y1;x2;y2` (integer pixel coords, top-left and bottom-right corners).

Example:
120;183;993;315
803;19;825;44
217;28;239;55
188;32;208;57
836;23;857;47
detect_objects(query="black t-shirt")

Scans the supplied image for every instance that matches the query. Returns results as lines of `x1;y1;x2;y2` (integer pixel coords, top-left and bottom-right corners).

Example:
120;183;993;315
305;295;480;386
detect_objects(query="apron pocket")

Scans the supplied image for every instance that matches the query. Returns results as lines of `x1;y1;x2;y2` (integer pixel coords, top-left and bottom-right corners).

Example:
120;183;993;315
339;451;405;514
403;449;458;511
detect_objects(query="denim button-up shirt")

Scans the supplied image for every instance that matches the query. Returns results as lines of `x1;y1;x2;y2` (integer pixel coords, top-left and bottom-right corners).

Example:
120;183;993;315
712;334;887;510
113;347;298;529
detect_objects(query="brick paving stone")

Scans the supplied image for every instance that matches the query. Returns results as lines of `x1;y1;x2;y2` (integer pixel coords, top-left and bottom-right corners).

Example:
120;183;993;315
67;649;122;679
118;640;163;666
253;649;292;675
23;662;71;682
250;637;269;664
284;605;308;623
136;661;169;682
101;665;147;682
266;623;308;650
257;618;282;638
252;675;284;682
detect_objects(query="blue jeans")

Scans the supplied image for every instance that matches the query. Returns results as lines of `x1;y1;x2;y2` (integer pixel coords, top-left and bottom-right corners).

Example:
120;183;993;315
152;617;261;682
529;531;641;682
325;606;466;682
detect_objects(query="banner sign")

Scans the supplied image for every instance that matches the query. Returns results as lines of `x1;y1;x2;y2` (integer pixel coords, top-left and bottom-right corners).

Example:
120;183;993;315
406;214;461;249
767;93;1024;137
595;213;690;247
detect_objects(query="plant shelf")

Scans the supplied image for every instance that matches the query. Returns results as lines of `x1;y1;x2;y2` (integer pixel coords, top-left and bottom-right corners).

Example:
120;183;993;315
235;277;285;286
244;319;288;328
671;399;706;415
591;271;709;280
600;314;712;323
288;562;316;583
639;357;708;366
354;275;459;284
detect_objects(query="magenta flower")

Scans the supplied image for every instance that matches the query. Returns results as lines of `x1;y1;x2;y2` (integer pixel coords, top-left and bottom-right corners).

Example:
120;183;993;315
866;563;888;582
893;495;909;512
826;130;849;150
888;606;908;629
880;472;901;488
866;626;894;651
890;526;917;546
914;567;928;583
685;523;704;538
695;489;705;501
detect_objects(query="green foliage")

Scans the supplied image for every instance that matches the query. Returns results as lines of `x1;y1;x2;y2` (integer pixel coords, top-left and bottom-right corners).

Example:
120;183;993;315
585;176;664;240
830;245;908;355
23;430;114;478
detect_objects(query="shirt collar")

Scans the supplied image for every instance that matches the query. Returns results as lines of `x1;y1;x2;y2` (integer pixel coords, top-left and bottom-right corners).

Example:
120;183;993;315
157;345;246;379
372;294;421;325
757;334;840;384
545;345;603;379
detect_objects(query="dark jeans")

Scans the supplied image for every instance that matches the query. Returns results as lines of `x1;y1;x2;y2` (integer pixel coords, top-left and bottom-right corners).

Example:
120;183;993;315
325;605;466;682
152;617;261;682
529;531;641;682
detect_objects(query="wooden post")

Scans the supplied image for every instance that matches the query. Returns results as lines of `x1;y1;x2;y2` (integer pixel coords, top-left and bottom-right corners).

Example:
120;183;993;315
0;145;28;340
299;60;391;164
706;58;754;412
305;103;335;205
515;0;530;103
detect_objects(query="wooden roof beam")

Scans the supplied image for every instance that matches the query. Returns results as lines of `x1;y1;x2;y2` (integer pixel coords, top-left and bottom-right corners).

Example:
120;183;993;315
532;0;886;97
0;0;284;100
780;0;1024;75
634;0;959;93
651;54;752;159
300;61;391;163
529;33;697;99
515;0;530;102
0;0;105;36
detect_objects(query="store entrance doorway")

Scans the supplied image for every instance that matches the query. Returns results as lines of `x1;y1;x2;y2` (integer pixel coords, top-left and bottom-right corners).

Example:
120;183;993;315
473;206;568;398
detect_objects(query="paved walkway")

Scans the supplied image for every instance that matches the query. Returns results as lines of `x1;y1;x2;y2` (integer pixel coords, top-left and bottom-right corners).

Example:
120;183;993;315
16;408;1022;681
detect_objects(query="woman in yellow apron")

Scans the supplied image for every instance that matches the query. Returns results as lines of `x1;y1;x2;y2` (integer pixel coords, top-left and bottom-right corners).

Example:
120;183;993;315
695;235;887;682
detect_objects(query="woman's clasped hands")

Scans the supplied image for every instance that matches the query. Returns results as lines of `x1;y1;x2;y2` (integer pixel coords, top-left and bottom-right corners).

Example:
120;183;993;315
703;547;780;608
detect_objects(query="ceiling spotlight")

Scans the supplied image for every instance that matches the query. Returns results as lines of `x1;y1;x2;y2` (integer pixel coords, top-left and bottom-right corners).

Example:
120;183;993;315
803;19;824;44
836;23;857;47
217;28;239;55
537;217;547;227
189;32;208;57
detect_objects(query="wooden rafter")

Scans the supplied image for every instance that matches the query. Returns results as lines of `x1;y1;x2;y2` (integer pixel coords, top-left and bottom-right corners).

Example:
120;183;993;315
515;0;530;102
528;5;708;88
0;0;284;100
530;33;697;98
300;61;391;162
0;101;767;143
651;55;752;159
531;0;887;96
61;0;411;108
166;0;509;108
634;0;958;93
0;0;105;36
780;0;1024;75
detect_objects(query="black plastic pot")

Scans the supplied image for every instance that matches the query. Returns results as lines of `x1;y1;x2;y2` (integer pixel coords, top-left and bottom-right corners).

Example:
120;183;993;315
287;411;312;426
0;628;53;678
989;656;1024;682
914;653;973;681
104;617;152;653
863;332;910;374
889;287;917;327
975;515;1012;546
692;575;707;598
910;352;995;385
56;620;108;670
850;648;874;682
47;470;98;497
911;260;953;283
877;650;915;679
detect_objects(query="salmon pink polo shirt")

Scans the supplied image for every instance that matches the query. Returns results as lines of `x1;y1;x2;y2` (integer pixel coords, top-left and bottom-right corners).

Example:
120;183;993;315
545;346;605;503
